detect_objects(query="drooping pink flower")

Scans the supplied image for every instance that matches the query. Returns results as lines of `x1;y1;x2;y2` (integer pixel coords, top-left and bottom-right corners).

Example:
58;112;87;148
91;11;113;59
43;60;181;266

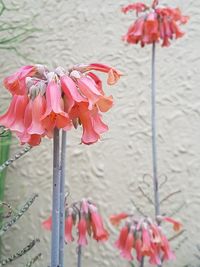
122;1;189;47
120;229;134;261
161;216;182;232
8;95;29;133
65;212;74;243
42;216;52;231
4;65;37;95
122;2;148;15
89;204;109;241
141;225;152;256
160;233;175;261
110;213;129;226
41;80;72;132
135;238;142;262
27;94;46;135
115;225;129;250
78;217;88;246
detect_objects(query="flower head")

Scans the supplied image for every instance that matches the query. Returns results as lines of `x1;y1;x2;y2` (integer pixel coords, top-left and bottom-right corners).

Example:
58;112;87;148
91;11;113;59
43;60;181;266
43;198;109;247
122;1;189;47
0;63;121;146
111;213;182;265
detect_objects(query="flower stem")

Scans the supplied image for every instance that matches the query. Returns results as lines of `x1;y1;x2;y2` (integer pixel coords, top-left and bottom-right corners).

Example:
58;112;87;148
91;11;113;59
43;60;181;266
51;128;61;267
77;245;82;267
151;42;162;267
59;130;67;267
139;256;144;267
151;42;160;218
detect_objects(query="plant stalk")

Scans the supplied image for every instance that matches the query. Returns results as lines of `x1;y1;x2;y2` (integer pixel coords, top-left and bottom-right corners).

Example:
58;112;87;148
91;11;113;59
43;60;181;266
51;128;61;267
59;130;67;267
151;42;162;267
77;245;82;267
151;42;160;218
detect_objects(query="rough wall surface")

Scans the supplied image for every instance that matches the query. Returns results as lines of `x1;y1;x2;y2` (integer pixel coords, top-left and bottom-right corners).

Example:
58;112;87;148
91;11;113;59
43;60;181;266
0;0;199;266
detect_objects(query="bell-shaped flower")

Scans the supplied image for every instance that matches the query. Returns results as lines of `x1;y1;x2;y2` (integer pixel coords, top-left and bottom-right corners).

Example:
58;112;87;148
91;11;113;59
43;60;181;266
4;65;37;95
41;80;72;132
78;216;88;246
89;204;109;241
65;209;74;243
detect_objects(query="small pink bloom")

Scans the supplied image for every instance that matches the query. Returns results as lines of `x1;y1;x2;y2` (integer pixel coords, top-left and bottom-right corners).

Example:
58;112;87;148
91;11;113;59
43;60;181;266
85;63;122;85
78;217;88;246
161;233;175;261
61;75;86;113
0;95;18;128
162;217;182;232
4;65;37;95
122;3;148;15
135;238;142;262
42;216;52;231
77;76;101;110
27;94;46;135
120;230;134;261
110;213;129;226
89;204;109;242
141;225;152;256
115;225;129;250
65;213;74;243
41;80;72;131
9;95;29;133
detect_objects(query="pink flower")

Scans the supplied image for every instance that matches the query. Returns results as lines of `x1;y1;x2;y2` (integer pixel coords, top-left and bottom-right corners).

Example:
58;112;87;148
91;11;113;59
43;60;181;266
89;204;109;242
120;229;134;261
78;217;88;246
110;213;129;226
115;225;129;250
135;238;142;262
88;63;122;85
4;65;37;95
141;225;152;256
42;216;52;231
161;216;182;232
27;94;46;135
41;80;72;132
65;212;74;243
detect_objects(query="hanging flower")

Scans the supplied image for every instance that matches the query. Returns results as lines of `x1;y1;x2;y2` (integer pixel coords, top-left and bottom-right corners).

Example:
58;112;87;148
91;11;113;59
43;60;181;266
110;213;182;265
43;198;109;246
122;0;189;47
0;63;121;146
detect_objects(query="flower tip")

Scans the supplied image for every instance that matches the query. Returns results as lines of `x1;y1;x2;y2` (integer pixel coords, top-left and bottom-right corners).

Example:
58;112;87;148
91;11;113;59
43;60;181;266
107;69;122;85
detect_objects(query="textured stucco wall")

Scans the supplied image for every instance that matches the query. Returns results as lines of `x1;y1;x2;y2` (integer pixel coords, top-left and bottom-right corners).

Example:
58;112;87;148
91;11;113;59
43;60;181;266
0;0;200;266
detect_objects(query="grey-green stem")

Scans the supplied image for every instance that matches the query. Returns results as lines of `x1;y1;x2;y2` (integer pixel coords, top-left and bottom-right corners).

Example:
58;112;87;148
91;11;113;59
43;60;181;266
51;128;61;267
59;130;67;267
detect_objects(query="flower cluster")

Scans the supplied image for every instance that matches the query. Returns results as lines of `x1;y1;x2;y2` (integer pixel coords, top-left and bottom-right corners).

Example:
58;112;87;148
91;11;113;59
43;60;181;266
43;198;109;245
0;63;121;146
122;0;189;47
110;213;182;265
